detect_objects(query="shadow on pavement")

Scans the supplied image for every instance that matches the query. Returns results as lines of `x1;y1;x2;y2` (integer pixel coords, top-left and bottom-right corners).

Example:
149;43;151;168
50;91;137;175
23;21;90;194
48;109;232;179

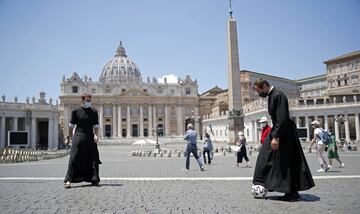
264;194;320;202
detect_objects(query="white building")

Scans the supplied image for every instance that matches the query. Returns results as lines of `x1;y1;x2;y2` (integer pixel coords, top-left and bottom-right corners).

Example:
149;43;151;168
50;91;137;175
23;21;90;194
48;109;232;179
60;42;200;142
0;92;60;149
202;50;360;144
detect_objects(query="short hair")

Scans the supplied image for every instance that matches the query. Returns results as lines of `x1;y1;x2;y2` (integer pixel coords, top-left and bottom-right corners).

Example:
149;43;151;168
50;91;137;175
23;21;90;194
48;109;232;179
81;93;92;100
205;133;210;138
187;123;193;129
253;78;270;89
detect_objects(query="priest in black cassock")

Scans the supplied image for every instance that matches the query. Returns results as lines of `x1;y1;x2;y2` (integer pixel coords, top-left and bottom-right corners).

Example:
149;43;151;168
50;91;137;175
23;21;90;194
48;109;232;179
252;79;315;201
64;93;101;188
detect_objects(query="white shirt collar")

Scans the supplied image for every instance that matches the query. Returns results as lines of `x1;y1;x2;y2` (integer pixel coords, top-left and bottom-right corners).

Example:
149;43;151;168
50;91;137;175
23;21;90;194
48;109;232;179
269;86;274;93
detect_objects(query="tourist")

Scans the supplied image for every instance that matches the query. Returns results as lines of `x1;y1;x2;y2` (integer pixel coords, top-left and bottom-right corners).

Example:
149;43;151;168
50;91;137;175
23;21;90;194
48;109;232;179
184;123;204;171
235;131;250;167
252;79;315;201
64;93;101;188
203;133;213;164
309;120;331;172
328;131;345;169
259;116;271;145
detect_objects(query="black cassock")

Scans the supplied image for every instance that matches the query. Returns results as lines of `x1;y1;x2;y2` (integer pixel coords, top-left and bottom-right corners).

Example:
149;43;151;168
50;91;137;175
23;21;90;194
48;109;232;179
253;88;315;193
64;107;101;184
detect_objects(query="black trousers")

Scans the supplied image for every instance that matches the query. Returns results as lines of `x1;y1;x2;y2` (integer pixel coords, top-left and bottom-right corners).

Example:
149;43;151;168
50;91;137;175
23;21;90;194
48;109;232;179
237;146;249;163
203;149;211;164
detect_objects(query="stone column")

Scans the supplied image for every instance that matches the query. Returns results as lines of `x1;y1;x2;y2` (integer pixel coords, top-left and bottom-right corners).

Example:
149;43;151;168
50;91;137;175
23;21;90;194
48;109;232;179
305;116;310;141
112;105;117;138
0;116;5;148
295;116;300;128
177;105;184;136
165;105;170;136
153;105;157;131
48;117;54;150
334;117;340;141
117;105;122;138
53;115;59;150
31;117;37;149
194;108;200;139
127;105;131;137
355;113;360;141
99;105;104;138
254;120;258;142
63;105;69;139
13;117;18;131
140;105;144;137
324;115;329;131
249;120;254;143
148;105;153;137
345;116;350;142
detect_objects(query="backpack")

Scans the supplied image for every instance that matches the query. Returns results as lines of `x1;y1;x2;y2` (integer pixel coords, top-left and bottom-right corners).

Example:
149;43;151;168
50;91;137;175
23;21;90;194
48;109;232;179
318;128;332;145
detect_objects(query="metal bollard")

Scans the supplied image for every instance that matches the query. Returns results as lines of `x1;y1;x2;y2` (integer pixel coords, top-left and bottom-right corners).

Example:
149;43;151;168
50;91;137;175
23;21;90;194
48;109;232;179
223;150;226;156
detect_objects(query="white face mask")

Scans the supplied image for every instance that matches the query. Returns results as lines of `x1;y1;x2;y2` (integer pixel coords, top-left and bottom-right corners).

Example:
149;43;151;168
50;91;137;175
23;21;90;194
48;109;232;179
83;101;92;108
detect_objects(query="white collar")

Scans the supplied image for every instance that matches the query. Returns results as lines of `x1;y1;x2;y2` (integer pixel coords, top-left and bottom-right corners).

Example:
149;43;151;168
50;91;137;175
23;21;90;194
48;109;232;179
269;86;274;93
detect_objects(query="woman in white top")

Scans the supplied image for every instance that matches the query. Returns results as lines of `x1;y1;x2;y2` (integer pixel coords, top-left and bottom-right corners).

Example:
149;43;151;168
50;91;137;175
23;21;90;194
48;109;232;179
309;120;331;172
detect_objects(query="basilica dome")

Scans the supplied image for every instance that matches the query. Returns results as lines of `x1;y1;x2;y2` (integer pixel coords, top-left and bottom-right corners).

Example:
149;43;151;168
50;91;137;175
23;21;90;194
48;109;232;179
100;42;142;84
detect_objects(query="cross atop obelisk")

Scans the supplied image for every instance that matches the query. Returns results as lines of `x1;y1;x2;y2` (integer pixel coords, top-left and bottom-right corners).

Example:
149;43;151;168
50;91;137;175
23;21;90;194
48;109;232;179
227;0;244;144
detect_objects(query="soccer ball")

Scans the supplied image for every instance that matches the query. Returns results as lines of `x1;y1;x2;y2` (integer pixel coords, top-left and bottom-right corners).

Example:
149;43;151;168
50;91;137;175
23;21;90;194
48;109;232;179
251;185;267;198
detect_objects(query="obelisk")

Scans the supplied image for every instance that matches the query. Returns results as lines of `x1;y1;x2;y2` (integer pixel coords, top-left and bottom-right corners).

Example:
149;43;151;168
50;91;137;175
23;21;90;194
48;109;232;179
227;0;244;144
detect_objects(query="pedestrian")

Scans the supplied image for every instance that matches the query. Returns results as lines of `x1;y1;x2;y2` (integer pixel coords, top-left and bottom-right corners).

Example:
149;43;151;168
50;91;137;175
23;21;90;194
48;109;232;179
203;133;213;164
64;93;101;188
327;131;345;169
309;120;331;172
235;131;250;167
252;79;315;201
184;123;204;171
259;116;271;145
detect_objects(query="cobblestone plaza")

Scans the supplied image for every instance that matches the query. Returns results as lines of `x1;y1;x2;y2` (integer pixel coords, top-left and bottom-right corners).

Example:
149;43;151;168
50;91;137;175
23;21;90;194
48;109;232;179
1;144;360;213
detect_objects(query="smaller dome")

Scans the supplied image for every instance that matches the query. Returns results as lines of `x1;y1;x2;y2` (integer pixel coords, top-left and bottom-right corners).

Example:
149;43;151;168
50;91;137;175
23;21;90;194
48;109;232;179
100;42;142;84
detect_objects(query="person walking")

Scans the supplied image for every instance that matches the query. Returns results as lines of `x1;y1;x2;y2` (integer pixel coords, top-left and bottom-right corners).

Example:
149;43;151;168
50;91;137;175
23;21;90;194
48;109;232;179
259;116;271;145
252;79;315;201
184;123;204;171
235;131;250;167
309;120;331;172
328;131;345;169
64;93;101;188
203;133;213;164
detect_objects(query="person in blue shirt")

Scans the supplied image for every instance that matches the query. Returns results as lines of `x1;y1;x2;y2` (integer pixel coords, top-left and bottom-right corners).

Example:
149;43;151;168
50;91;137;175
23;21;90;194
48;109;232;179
203;133;213;164
184;123;204;171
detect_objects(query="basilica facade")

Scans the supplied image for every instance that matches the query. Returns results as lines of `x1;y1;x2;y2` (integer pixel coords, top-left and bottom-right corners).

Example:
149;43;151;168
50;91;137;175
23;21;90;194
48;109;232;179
59;42;200;141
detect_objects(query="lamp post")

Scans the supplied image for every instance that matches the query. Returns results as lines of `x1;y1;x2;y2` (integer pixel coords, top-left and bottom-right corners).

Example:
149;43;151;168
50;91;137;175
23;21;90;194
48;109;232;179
336;113;347;148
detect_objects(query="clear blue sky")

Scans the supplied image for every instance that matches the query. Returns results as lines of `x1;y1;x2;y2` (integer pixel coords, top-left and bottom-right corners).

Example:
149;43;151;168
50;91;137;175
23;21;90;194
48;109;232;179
0;0;359;102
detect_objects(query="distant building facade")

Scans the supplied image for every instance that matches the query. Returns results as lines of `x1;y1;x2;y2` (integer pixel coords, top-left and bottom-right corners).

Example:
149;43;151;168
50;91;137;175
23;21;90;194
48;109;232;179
60;42;200;142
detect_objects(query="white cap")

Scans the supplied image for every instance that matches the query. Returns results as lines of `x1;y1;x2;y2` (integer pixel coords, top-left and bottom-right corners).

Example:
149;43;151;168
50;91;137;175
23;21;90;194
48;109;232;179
310;120;320;125
237;131;244;136
259;116;268;123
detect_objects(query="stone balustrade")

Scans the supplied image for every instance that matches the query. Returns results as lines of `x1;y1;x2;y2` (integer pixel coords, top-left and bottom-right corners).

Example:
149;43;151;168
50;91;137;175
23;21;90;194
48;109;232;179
0;148;69;163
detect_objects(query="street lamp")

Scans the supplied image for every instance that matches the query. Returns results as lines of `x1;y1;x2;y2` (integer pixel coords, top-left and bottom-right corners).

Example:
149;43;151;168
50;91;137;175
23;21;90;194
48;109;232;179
335;113;347;146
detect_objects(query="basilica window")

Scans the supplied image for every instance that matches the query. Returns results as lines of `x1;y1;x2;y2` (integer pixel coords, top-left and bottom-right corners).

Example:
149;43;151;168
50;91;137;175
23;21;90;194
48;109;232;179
91;88;96;94
170;89;175;95
105;89;111;93
185;88;191;95
157;89;163;94
122;89;126;93
72;86;78;93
